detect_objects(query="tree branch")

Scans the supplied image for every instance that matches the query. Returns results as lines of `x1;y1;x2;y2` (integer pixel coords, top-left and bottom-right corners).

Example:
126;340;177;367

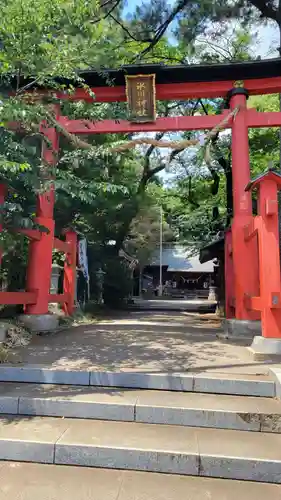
147;148;183;179
197;38;233;60
199;99;208;116
249;0;278;22
134;0;191;60
148;162;167;177
109;14;146;42
90;0;122;25
144;132;165;161
188;176;200;208
143;101;173;173
141;54;188;64
100;0;118;7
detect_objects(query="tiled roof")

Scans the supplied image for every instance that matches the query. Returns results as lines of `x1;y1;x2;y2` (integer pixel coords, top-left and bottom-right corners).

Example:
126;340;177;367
148;246;214;273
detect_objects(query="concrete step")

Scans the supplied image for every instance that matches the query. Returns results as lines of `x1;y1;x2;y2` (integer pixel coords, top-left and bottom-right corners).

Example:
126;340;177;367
1;462;281;500
0;366;275;397
1;416;281;482
1;383;281;432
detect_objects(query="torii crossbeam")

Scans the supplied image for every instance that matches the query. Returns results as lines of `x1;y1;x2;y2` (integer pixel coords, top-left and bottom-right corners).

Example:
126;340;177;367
3;57;281;344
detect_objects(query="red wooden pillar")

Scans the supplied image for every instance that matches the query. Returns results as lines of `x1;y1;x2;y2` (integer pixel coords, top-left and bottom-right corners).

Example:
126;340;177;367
257;178;281;338
63;230;77;315
229;90;259;320
224;229;235;318
25;113;59;315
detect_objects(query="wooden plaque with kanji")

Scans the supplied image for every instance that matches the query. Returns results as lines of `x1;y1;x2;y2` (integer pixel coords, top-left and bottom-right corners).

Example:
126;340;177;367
125;74;156;123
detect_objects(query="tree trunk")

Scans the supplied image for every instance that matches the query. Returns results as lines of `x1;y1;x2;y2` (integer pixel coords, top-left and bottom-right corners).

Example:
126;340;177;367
214;150;233;227
115;175;148;252
115;200;140;252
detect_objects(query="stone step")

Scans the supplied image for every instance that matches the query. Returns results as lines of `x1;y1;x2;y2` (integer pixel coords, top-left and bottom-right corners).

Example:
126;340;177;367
0;366;275;397
0;383;281;432
1;462;281;500
1;416;281;482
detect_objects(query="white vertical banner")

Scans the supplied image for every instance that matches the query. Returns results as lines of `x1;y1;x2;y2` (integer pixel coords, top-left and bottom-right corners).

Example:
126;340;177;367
78;238;90;299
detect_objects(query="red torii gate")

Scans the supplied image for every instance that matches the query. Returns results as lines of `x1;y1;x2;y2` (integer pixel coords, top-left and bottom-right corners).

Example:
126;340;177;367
0;112;77;324
2;58;281;346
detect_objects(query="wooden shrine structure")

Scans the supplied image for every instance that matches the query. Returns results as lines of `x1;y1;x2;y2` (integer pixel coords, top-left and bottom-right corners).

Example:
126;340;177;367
2;57;281;338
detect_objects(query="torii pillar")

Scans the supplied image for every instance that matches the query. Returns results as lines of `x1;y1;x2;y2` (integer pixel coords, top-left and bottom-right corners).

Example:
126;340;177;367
226;87;260;337
246;170;281;357
23;113;60;332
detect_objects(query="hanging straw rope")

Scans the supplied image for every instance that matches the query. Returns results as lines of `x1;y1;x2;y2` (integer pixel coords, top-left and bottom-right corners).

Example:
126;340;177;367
110;106;240;153
45;110;94;150
46;105;240;155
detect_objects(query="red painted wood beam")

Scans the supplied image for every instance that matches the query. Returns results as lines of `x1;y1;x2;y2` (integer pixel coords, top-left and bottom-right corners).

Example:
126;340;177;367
247;110;281;128
59;112;229;135
53;237;69;253
243;219;258;242
58;109;281;136
49;293;69;303
228;297;236;308
54;76;281;102
0;291;37;305
57;87;126;102
244;295;261;311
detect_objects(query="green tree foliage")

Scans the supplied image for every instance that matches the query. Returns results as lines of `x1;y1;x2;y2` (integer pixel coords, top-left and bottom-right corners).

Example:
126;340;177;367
125;184;174;268
163;91;281;252
0;0;137;295
0;0;279;305
124;0;280;59
248;94;280;172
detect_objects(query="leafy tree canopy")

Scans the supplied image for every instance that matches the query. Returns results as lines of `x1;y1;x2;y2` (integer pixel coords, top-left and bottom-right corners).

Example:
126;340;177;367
0;0;279;302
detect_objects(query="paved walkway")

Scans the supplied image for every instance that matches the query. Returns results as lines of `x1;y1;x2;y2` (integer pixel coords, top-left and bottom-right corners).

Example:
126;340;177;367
1;462;281;499
8;311;279;375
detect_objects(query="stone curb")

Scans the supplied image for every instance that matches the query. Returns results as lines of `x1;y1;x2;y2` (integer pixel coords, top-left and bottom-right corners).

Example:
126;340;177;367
0;366;275;397
18;397;135;422
54;445;199;475
0;432;280;483
0;367;90;385
269;368;281;399
0;394;280;432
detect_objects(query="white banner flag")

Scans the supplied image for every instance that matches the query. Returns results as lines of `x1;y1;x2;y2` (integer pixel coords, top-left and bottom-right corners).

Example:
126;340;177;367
78;238;89;281
78;238;90;300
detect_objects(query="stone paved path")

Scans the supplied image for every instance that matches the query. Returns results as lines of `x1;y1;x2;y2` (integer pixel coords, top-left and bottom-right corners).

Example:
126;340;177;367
8;311;279;375
1;463;281;499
